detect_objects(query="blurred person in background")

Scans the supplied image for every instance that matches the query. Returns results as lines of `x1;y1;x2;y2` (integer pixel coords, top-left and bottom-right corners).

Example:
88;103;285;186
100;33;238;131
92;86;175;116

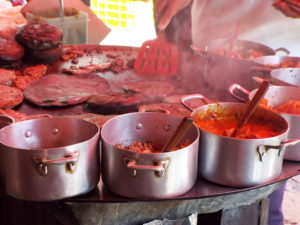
154;1;300;225
154;0;300;54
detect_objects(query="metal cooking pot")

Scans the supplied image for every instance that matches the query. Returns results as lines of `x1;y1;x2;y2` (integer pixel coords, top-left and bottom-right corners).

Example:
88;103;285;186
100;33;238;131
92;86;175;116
191;39;288;101
204;39;287;60
229;84;300;161
269;68;300;87
101;112;199;199
0;117;100;201
252;55;300;73
253;68;300;87
0;115;15;189
181;97;300;187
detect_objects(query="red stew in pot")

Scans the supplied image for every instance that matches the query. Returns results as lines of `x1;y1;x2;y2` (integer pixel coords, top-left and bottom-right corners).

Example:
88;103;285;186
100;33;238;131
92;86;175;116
260;99;300;115
212;45;264;59
194;104;284;139
115;140;190;153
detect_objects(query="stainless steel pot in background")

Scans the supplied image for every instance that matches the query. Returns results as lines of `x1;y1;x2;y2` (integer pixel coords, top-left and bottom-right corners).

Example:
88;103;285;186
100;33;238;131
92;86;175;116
0;117;100;201
229;84;300;161
269;68;300;87
190;39;288;101
0;115;15;190
181;96;300;187
252;55;300;72
101;112;199;199
252;67;300;87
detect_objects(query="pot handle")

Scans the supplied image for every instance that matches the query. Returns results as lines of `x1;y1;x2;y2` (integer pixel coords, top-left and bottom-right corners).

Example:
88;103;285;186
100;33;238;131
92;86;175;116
251;65;273;74
0;115;14;129
252;76;270;85
181;94;211;112
274;47;290;55
228;84;250;103
281;139;300;148
138;105;170;114
190;44;207;56
33;152;79;176
257;139;300;161
23;114;52;121
124;158;169;177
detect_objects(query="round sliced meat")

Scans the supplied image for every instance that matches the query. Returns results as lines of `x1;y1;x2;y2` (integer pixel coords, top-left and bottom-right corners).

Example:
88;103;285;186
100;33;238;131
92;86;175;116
0;36;24;62
0;68;16;86
16;23;63;50
122;80;176;98
86;92;147;114
24;44;63;63
23;74;110;107
0;85;23;109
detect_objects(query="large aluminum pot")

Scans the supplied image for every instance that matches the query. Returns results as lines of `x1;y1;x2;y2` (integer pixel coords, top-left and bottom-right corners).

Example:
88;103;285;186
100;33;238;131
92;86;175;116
204;39;284;60
252;55;300;73
229;85;300;161
269;68;300;87
253;55;300;67
190;39;288;101
0;115;15;189
181;98;300;187
101;112;199;199
0;117;100;201
253;67;300;87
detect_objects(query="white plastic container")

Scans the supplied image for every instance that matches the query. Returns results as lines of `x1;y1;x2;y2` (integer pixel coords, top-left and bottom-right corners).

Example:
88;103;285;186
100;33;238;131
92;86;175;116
25;8;89;44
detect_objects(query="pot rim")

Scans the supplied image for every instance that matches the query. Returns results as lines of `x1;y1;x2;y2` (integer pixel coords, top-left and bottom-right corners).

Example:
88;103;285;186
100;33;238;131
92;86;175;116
191;102;289;141
0;117;100;151
249;86;300;117
101;112;200;155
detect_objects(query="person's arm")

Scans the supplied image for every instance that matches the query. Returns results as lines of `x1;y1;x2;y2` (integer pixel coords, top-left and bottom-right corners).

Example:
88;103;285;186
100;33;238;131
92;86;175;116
154;0;192;30
273;0;300;18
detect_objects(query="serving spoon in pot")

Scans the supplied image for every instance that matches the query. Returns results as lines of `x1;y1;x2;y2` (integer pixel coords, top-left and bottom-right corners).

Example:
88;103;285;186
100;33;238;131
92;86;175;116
161;116;194;152
231;80;270;137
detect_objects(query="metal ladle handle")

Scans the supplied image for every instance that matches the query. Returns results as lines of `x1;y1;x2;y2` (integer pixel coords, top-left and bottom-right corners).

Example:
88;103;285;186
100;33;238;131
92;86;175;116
58;0;64;22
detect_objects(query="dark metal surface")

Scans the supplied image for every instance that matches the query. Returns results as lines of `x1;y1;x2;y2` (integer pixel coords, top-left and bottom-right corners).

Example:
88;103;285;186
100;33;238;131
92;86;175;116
66;161;300;203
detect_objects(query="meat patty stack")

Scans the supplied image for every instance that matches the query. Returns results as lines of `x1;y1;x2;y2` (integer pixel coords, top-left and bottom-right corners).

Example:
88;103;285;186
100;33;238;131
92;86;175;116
0;33;24;68
16;23;63;63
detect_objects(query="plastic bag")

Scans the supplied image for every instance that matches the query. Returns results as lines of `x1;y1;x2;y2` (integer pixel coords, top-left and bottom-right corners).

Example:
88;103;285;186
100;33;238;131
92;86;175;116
21;0;110;44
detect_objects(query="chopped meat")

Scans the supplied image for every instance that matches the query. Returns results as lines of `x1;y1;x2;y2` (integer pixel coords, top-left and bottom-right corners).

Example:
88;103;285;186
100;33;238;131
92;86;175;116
61;46;84;61
22;64;48;78
115;140;190;153
0;109;26;122
61;63;112;75
13;75;39;90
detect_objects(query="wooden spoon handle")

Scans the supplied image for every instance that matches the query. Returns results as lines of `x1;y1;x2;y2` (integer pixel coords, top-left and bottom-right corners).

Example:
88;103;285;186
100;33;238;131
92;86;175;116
231;80;270;137
162;116;194;152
